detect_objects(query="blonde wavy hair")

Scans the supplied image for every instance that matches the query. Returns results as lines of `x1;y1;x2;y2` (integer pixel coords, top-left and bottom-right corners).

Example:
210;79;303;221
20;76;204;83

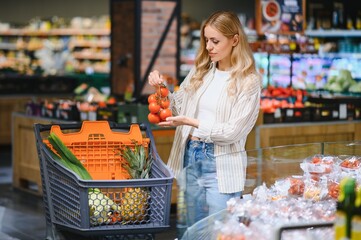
187;11;259;96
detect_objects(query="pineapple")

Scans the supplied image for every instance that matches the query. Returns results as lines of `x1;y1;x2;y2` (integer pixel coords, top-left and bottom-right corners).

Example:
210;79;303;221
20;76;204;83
117;140;152;222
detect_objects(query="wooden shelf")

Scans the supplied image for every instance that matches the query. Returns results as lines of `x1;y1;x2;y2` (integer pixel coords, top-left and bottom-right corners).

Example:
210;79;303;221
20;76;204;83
72;52;110;60
70;40;110;49
0;28;111;75
0;28;110;36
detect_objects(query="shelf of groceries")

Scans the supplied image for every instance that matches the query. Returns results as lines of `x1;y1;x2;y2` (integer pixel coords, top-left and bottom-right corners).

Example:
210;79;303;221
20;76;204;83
0;16;111;76
181;52;361;125
181;31;361;125
180;140;361;240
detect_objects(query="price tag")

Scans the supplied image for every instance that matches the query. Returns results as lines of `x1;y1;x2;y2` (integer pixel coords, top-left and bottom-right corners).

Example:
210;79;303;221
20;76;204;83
339;104;347;119
286;109;294;117
274;108;281;118
131;116;138;123
332;110;339;118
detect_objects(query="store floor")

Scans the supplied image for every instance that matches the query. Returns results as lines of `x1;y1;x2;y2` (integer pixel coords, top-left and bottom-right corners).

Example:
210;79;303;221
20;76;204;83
0;146;178;240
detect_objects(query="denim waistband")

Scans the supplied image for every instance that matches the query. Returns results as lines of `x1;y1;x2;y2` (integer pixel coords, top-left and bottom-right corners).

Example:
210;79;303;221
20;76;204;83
187;139;214;149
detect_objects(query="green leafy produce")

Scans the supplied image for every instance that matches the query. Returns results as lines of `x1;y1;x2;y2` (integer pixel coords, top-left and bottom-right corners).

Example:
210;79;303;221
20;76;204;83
47;132;92;180
325;69;356;92
349;81;361;93
118;141;152;180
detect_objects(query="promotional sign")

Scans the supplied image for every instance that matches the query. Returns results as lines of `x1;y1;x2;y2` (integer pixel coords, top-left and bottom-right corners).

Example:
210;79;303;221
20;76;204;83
256;0;305;35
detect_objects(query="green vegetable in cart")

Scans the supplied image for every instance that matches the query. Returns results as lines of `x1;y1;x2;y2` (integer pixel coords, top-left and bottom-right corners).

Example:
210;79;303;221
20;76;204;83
117;141;153;222
47;132;92;180
47;132;121;226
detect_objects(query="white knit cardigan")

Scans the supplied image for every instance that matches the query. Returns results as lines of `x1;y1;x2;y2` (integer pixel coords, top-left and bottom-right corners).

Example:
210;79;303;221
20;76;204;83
167;63;261;193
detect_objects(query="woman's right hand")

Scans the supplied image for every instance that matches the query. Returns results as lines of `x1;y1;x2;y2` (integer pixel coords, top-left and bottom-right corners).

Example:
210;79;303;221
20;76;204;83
148;70;164;86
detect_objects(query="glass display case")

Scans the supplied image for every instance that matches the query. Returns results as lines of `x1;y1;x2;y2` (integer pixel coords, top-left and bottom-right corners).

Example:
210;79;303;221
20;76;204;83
291;53;332;90
254;52;269;87
254;52;361;89
178;140;361;240
327;53;361;80
269;54;292;88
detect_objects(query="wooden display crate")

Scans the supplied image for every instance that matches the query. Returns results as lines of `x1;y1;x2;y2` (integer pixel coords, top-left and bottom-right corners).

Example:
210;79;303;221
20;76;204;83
12;113;72;195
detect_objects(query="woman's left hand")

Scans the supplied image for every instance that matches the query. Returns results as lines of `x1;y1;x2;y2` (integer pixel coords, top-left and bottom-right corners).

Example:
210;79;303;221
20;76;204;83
158;116;199;128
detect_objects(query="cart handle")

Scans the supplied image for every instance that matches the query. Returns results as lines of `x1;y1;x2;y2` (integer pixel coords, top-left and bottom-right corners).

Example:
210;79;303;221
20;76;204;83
35;121;147;132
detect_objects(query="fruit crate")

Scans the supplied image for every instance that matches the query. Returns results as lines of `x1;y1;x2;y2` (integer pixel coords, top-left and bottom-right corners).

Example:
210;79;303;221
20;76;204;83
34;121;173;239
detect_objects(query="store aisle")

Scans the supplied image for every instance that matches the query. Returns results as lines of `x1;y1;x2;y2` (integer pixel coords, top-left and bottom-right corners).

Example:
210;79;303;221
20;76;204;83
0;146;178;240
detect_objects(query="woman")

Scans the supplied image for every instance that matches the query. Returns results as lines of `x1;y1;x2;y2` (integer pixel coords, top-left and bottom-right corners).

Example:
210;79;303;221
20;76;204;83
148;10;261;235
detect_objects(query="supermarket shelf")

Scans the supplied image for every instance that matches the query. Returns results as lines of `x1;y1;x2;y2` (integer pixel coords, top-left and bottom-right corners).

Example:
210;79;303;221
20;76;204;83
72;52;110;60
0;28;110;36
0;42;17;50
0;28;111;75
70;40;110;48
305;29;361;38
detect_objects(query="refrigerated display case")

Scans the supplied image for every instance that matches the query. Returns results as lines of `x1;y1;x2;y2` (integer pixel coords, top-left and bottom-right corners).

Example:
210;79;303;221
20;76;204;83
254;52;269;87
179;140;361;240
291;53;332;90
254;52;361;90
327;53;361;80
269;54;292;88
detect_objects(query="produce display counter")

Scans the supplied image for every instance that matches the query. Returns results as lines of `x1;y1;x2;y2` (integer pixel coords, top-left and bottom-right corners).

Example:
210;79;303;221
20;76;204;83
256;119;361;149
0;94;73;145
0;96;30;145
12;112;74;195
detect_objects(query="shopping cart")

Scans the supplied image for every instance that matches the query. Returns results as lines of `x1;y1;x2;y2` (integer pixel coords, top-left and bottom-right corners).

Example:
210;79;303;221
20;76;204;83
34;121;174;240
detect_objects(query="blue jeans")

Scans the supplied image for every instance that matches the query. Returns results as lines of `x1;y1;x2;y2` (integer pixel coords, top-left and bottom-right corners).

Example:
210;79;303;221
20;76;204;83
177;140;241;238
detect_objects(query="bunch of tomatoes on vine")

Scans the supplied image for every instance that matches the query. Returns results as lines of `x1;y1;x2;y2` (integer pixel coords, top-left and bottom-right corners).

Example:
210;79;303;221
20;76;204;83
147;84;172;124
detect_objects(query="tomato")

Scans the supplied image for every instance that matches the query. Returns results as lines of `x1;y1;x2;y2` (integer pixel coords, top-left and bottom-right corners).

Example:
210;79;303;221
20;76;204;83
107;97;117;105
328;181;340;199
310;173;321;182
160;98;170;109
148;102;160;114
98;101;107;108
159;108;172;121
157;86;169;98
340;158;361;169
288;177;305;195
148;94;157;104
311;157;321;164
148;113;160;124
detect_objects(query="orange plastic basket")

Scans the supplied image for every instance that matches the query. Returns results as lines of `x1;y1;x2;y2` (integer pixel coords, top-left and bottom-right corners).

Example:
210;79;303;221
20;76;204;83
44;121;150;180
